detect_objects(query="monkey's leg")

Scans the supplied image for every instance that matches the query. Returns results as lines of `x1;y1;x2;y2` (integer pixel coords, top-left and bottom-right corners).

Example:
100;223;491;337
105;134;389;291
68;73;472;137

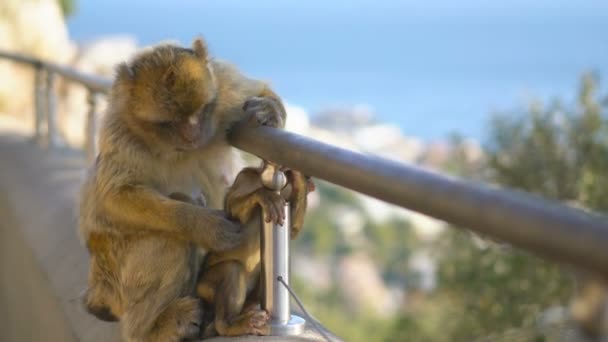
122;296;202;342
242;272;263;313
120;238;201;342
203;261;270;336
147;297;202;342
83;248;121;321
197;265;220;338
83;278;119;322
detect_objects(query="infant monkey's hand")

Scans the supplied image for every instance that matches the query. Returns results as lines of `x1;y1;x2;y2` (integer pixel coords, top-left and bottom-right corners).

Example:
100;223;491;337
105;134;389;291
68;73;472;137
255;189;287;225
243;96;285;128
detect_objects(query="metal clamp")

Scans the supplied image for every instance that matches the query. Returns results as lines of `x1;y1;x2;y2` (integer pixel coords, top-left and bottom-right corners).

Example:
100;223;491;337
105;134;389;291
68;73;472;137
259;161;306;335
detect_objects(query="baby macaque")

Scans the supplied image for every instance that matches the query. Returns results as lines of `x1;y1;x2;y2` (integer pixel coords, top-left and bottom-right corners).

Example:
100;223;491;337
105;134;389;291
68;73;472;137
196;166;313;337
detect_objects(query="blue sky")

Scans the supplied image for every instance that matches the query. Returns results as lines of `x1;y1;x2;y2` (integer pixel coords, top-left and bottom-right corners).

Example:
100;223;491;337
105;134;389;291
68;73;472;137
68;0;608;140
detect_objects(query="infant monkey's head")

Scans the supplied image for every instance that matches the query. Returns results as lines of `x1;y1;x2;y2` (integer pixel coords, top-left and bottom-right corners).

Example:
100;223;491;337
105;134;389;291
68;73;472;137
113;38;218;152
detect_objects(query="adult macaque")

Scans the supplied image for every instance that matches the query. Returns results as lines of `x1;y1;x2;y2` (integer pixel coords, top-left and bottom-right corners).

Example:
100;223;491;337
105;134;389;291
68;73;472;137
78;37;286;341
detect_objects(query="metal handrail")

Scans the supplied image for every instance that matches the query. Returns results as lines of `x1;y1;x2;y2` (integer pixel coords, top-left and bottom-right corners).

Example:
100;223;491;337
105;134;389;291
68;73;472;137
0;51;112;92
2;49;608;279
229;123;608;278
0;50;111;155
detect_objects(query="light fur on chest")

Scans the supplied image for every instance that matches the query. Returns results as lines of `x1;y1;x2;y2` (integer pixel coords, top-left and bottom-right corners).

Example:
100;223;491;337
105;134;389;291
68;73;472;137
150;146;241;209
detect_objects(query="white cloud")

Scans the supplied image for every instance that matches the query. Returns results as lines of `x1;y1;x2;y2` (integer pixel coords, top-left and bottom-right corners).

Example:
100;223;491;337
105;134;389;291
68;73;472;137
284;102;310;135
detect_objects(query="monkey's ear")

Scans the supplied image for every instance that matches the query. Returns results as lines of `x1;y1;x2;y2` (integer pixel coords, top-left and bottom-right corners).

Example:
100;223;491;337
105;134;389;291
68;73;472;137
192;37;209;60
115;62;134;81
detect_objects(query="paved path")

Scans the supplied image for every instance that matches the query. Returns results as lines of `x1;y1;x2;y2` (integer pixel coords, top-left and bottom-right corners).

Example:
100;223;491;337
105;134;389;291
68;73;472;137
0;132;336;342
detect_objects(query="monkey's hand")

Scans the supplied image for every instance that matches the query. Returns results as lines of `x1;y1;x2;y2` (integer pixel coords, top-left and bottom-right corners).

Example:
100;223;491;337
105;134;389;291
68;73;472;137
193;208;246;252
282;170;315;239
168;192;242;251
243;96;285;128
255;189;286;225
228;188;286;226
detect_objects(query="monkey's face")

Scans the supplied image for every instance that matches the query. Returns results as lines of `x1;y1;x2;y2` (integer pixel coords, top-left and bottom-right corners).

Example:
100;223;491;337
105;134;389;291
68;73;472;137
136;57;216;152
116;40;218;154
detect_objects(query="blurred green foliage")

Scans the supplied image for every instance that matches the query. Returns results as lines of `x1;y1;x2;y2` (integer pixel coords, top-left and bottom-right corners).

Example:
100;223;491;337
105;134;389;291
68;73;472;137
297;180;361;256
487;73;608;211
294;73;607;341
292;181;419;341
389;73;607;340
389;230;574;341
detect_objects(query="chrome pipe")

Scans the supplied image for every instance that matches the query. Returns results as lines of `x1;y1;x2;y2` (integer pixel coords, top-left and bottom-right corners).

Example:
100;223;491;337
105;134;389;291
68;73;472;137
259;162;305;335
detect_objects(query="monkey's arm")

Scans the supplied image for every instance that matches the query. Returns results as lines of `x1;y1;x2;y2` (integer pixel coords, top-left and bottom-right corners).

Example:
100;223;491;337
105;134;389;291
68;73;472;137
212;61;286;131
224;167;264;207
226;167;313;239
282;170;314;240
225;167;285;225
100;185;243;251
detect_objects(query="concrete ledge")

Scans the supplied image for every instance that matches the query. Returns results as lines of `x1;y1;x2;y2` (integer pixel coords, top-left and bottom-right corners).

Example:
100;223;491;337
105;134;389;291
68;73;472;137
0;134;120;341
0;134;338;341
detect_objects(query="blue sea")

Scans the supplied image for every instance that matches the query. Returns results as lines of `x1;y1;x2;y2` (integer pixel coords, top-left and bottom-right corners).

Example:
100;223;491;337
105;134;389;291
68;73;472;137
68;0;608;141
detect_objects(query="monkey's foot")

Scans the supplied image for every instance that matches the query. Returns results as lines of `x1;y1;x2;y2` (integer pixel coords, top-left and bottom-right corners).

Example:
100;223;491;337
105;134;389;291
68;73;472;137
220;309;270;336
243;96;285;128
240;309;270;336
168;297;202;340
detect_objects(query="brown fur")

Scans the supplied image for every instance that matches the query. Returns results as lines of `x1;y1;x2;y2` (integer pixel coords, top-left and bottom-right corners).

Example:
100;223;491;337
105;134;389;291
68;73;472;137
197;167;313;337
78;37;286;342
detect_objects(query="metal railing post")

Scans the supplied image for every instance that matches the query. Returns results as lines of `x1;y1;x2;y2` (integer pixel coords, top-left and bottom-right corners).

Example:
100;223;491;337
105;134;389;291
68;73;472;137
33;64;45;144
45;70;59;148
260;162;305;336
86;90;98;161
